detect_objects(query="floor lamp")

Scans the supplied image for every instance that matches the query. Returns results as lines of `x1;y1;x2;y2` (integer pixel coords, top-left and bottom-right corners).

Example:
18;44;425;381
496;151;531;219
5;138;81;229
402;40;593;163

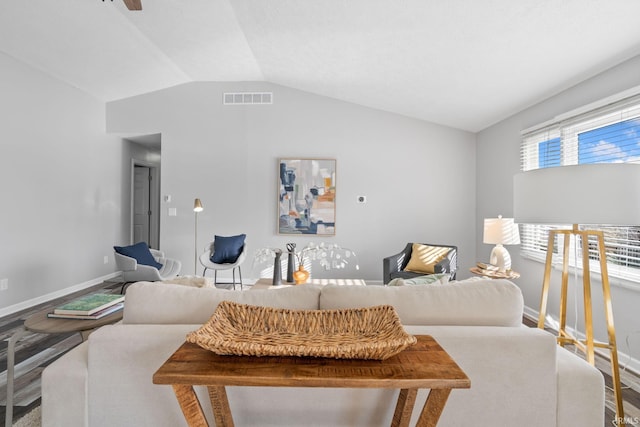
514;163;640;424
193;198;203;275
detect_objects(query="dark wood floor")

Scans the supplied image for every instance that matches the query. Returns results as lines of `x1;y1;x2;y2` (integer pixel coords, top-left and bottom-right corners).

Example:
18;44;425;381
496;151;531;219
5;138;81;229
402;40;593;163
1;281;639;426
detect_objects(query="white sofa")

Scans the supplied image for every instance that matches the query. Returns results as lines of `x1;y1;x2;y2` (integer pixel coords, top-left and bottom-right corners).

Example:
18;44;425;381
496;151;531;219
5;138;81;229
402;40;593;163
42;279;604;427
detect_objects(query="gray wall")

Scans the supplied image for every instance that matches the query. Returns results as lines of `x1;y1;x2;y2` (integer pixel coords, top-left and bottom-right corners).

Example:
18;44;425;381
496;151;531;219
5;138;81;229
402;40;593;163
476;54;640;369
0;52;128;314
106;82;477;281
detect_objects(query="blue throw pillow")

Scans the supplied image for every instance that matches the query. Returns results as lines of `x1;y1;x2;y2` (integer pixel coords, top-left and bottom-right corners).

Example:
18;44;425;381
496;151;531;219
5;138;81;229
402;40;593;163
211;234;246;264
114;242;163;270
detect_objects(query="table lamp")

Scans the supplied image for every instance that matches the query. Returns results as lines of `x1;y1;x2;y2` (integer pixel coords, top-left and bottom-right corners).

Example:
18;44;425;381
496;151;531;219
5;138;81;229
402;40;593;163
483;215;520;272
514;163;640;423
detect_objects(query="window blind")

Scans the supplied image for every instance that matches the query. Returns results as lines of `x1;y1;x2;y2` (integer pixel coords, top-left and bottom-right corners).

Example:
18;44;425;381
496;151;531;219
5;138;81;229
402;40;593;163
519;93;640;284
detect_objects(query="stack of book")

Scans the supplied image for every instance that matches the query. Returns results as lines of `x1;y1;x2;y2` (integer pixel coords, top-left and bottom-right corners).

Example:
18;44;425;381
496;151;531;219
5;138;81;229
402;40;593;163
475;262;502;275
48;293;125;320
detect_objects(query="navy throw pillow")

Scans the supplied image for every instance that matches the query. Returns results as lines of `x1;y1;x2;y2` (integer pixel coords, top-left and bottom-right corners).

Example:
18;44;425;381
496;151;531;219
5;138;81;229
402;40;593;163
211;234;246;264
114;242;163;270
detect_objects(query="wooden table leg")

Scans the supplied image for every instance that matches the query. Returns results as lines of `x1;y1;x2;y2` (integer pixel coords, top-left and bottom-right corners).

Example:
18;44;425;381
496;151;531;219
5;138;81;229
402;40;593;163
208;385;235;427
172;385;209;427
391;388;418;427
415;388;452;427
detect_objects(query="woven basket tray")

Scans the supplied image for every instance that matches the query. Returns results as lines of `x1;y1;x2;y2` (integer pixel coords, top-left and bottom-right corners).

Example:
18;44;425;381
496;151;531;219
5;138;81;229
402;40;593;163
186;301;416;360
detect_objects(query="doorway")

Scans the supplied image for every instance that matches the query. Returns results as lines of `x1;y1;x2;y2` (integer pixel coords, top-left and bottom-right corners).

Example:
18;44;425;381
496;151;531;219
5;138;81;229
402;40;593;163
131;161;160;248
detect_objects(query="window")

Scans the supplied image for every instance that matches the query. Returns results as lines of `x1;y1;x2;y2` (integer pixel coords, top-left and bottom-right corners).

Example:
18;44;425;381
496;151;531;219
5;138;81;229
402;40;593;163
520;93;640;283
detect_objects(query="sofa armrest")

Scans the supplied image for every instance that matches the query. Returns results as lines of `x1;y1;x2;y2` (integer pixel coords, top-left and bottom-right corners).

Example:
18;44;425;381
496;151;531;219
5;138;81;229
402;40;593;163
150;248;165;261
556;347;604;427
42;341;89;427
114;252;137;271
87;324;210;427
382;244;411;284
403;325;558;426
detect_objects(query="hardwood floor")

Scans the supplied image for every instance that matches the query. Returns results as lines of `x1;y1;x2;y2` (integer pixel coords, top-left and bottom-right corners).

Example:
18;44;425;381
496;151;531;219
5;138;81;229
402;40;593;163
0;279;124;425
1;281;639;426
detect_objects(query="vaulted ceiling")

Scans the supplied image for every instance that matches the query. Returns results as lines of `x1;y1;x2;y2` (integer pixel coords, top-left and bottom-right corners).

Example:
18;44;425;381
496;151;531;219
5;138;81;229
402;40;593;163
1;0;640;132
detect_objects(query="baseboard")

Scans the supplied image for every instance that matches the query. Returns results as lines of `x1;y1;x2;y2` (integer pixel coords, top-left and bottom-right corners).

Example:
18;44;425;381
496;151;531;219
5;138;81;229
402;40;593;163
524;304;640;377
0;271;122;318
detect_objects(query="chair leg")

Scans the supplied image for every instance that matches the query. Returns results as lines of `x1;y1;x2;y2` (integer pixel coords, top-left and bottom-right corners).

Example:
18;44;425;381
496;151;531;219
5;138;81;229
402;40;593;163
232;269;236;290
214;270;218;286
238;266;243;290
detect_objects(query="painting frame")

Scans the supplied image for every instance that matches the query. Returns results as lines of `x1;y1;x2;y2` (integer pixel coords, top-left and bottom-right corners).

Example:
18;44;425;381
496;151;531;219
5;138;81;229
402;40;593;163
278;158;336;235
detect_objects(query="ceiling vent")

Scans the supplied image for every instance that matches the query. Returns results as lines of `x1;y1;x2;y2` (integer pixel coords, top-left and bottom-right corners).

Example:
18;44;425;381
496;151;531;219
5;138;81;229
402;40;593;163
223;92;273;105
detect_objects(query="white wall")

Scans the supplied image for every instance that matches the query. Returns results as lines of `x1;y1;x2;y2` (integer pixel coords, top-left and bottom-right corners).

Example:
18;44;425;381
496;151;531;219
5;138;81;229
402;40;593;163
476;54;640;369
0;52;128;313
107;82;477;282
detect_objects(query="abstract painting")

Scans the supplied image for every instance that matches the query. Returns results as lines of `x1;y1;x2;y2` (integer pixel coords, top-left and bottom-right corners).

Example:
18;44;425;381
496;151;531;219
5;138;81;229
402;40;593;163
278;158;336;235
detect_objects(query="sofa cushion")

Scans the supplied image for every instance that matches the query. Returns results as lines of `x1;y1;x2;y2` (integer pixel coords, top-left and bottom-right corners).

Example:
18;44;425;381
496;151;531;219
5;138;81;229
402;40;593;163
123;281;321;325
403;243;450;274
319;279;523;327
114;242;162;269
211;234;246;263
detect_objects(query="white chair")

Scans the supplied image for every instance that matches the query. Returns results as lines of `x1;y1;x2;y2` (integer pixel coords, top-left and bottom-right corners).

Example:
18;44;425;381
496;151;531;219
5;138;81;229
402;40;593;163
199;241;247;290
114;248;181;292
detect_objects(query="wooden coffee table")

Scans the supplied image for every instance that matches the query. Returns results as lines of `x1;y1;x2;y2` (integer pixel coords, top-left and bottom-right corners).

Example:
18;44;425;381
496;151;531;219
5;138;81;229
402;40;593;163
153;335;470;427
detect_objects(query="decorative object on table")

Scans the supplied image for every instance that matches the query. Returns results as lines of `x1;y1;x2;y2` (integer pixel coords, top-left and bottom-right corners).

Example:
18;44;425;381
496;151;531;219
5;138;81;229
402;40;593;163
253;247;285;285
514;163;640;422
193;198;203;274
292;265;309;285
382;243;457;284
199;234;247;290
297;242;359;271
52;293;124;316
483;215;520;272
254;243;359;285
47;302;124;320
114;242;181;289
470;264;520;279
272;249;283;285
286;242;296;283
186;301;416;360
278;158;336;235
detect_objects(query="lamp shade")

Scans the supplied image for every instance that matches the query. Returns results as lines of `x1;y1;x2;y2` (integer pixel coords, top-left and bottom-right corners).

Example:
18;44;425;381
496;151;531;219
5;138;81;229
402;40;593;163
514;163;640;225
483;216;520;245
193;198;203;212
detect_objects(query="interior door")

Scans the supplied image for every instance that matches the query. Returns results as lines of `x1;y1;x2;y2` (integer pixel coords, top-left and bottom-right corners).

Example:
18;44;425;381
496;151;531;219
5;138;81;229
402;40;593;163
133;165;151;245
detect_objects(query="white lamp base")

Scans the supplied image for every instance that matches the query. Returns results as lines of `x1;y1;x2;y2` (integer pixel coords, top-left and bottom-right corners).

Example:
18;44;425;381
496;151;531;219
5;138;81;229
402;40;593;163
489;244;512;272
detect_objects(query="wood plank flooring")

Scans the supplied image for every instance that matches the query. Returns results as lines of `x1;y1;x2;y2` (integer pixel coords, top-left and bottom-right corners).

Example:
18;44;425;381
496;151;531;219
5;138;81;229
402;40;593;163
0;279;123;424
1;281;639;426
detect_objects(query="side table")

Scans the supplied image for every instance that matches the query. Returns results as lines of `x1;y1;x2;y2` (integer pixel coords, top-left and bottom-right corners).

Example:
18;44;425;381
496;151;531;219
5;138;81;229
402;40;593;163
4;306;123;427
153;335;470;427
